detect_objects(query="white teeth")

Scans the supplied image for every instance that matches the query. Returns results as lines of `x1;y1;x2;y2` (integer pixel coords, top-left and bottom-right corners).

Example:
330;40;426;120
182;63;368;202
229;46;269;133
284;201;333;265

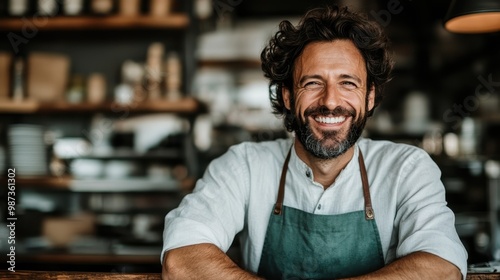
314;116;346;124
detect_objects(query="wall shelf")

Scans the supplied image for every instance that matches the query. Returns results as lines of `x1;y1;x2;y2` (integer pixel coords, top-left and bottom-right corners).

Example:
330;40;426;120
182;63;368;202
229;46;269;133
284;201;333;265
198;59;261;69
0;14;189;31
0;3;198;273
15;176;73;189
58;149;183;160
0;97;205;114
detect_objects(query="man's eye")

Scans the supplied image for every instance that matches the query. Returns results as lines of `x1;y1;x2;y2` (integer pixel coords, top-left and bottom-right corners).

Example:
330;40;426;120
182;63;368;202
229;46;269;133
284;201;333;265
304;81;323;89
341;81;357;87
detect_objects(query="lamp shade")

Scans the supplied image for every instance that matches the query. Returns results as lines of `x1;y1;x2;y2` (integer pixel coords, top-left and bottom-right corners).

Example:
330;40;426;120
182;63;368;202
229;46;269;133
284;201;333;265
444;0;500;33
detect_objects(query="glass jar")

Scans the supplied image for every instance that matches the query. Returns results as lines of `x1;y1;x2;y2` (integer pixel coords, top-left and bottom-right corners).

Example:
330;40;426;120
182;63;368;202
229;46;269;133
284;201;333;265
91;0;114;15
8;0;29;16
38;0;58;16
63;0;84;15
67;75;85;103
119;0;140;16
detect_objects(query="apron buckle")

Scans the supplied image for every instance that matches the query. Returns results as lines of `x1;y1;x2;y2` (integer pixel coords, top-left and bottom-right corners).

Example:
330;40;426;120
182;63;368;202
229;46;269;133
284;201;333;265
274;203;282;215
365;207;374;220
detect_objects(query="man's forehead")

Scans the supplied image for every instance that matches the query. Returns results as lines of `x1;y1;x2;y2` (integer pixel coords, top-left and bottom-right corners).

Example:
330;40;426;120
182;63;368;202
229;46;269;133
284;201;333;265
293;40;367;79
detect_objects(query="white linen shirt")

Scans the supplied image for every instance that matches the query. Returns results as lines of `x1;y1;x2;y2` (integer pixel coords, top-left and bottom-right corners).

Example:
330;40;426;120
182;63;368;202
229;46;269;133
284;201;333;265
162;137;468;278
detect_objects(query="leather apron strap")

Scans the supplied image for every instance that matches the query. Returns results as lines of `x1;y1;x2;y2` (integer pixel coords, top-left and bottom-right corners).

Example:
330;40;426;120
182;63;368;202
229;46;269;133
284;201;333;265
358;150;375;220
273;147;374;220
273;148;292;215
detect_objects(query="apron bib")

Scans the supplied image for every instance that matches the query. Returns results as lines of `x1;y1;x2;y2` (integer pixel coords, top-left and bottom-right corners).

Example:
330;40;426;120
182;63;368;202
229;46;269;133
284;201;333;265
257;148;385;279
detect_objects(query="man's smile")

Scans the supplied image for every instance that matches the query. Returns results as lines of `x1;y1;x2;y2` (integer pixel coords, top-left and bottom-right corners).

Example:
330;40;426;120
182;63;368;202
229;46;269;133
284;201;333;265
313;115;347;124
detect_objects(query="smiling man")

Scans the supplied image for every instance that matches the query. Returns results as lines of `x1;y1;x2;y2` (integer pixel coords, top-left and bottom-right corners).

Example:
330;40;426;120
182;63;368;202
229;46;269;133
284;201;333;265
162;5;467;280
287;40;374;188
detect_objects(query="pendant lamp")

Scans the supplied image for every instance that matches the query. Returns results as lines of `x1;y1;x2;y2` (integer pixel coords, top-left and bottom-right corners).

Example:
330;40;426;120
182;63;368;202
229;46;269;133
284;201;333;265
444;0;500;33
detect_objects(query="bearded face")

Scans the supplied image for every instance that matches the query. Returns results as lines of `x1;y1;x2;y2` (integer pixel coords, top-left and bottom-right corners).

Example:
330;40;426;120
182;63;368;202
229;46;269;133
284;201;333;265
283;40;375;160
291;99;370;159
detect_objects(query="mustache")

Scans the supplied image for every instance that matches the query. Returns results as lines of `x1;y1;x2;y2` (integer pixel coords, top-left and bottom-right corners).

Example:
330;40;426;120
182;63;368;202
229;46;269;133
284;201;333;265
304;106;356;118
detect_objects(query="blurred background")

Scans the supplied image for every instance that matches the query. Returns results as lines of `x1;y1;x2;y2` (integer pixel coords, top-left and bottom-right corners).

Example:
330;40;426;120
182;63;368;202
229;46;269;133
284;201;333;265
0;0;499;273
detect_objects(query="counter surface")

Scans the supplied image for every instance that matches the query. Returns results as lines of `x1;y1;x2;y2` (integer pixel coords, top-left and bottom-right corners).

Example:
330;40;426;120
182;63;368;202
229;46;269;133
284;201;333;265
0;271;497;279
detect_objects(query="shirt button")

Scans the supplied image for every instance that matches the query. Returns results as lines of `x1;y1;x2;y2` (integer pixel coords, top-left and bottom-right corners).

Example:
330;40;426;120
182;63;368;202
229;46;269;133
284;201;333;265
317;204;322;210
306;170;311;178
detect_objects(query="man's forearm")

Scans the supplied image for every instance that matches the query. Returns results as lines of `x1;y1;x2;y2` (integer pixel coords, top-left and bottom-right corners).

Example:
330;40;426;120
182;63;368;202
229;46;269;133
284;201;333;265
162;243;263;280
342;252;462;280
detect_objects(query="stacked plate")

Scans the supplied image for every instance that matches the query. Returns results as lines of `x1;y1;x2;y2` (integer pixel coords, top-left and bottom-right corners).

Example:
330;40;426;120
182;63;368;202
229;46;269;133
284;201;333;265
8;124;48;176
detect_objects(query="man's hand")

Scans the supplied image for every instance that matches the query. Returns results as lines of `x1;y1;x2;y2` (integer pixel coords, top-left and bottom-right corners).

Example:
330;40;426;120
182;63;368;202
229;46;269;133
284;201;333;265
162;243;263;280
341;252;462;280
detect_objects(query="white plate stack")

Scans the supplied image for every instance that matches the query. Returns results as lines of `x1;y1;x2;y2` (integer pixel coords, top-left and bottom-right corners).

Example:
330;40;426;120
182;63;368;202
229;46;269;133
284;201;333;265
8;124;48;177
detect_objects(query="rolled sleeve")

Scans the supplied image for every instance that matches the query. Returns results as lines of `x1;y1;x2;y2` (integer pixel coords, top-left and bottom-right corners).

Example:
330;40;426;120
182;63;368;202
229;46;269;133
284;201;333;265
395;150;468;278
161;145;250;263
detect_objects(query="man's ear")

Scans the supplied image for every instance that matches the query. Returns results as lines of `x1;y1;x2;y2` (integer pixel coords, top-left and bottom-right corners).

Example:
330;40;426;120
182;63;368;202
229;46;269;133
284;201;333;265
367;85;375;112
283;86;291;110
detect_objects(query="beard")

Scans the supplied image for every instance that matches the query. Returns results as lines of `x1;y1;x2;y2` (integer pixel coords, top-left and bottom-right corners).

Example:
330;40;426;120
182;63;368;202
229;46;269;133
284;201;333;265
293;105;368;160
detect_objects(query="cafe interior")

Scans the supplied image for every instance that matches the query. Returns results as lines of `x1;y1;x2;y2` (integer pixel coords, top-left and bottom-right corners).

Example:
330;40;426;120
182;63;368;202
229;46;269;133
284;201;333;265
0;0;500;277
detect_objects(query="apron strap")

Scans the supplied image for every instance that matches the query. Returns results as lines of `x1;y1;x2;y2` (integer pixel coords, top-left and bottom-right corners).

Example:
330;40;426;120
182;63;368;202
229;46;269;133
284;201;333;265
358;150;375;220
274;147;375;220
274;147;292;215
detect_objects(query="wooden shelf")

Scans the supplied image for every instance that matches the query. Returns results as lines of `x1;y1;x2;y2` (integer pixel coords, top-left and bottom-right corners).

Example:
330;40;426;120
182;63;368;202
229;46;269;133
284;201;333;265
16;176;73;189
198;59;261;69
0;97;205;114
0;14;189;31
58;149;183;160
15;253;159;265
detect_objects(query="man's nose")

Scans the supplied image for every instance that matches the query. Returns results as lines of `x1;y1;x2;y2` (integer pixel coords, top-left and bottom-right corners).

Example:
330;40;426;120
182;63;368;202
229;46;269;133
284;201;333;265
319;85;342;109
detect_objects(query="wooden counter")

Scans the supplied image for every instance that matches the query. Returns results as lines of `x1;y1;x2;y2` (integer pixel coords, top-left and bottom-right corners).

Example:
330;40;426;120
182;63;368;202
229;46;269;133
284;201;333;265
467;273;500;280
0;271;161;279
0;271;498;279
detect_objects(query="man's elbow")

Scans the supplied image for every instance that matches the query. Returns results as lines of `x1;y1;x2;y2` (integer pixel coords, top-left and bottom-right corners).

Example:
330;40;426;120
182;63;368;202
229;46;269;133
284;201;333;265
162;250;187;280
441;266;462;280
448;266;463;280
432;257;463;280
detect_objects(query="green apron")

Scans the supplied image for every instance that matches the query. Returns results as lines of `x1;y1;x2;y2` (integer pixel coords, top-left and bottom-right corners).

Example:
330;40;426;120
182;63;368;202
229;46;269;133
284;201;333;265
257;148;385;279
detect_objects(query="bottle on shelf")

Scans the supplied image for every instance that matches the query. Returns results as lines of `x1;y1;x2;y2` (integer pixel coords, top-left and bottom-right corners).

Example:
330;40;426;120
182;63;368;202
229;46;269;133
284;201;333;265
118;60;144;104
118;0;140;16
164;51;182;101
37;0;59;16
87;73;107;103
11;56;26;102
145;42;165;101
194;0;214;32
114;83;134;104
66;74;85;103
194;0;212;20
8;0;30;17
90;0;115;15
62;0;84;16
149;0;172;17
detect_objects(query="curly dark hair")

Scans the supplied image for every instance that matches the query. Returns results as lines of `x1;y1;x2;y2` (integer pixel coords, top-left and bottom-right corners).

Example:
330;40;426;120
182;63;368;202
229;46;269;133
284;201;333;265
261;5;394;132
